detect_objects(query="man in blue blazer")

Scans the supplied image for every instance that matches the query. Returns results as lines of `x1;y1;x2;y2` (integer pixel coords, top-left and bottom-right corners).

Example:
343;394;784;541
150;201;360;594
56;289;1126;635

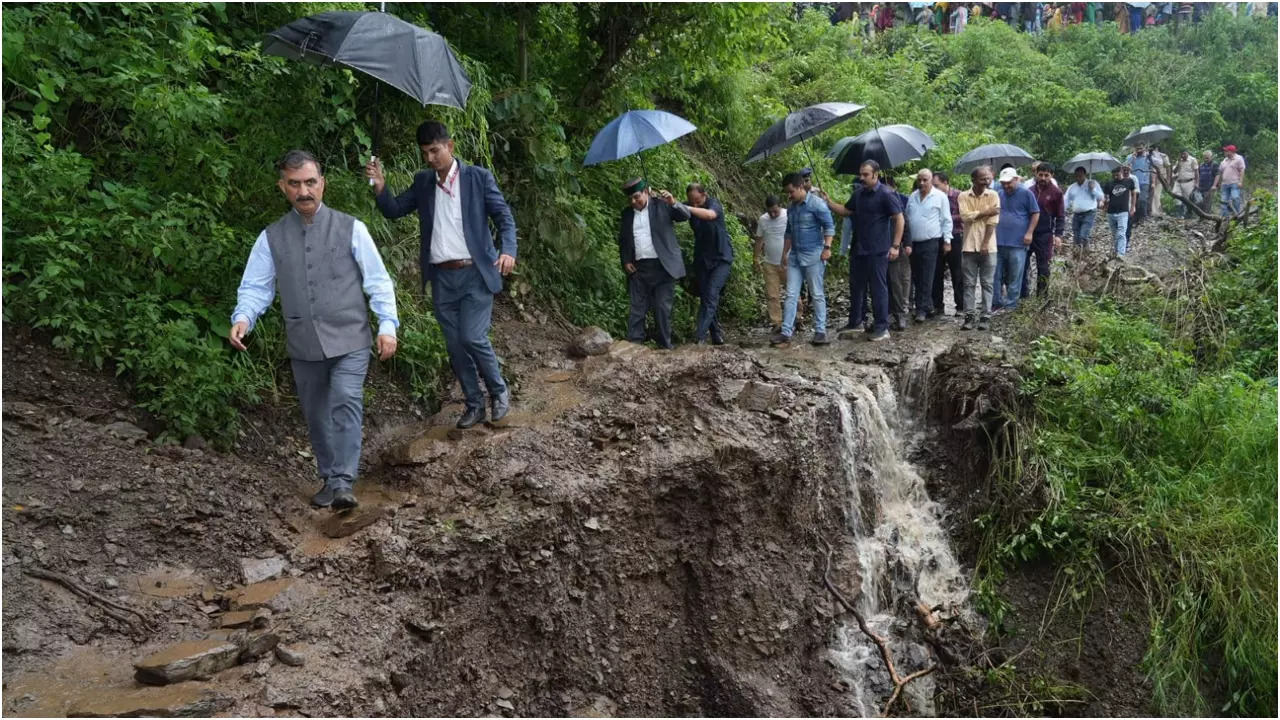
367;121;517;429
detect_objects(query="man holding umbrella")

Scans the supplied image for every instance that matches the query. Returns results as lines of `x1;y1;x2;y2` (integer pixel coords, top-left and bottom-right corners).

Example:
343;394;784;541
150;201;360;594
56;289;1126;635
617;178;689;350
367;121;517;430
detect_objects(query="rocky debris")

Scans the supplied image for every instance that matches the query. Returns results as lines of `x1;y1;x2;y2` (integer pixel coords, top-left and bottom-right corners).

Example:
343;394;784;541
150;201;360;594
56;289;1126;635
390;671;412;692
238;630;280;662
569;327;613;357
68;686;232;718
3;401;43;428
604;340;647;362
203;628;248;644
103;577;119;589
239;556;287;585
738;381;781;413
274;644;305;667
383;433;450;466
225;578;313;613
319;505;386;538
133;640;242;685
103;421;149;444
182;435;208;451
543;370;576;383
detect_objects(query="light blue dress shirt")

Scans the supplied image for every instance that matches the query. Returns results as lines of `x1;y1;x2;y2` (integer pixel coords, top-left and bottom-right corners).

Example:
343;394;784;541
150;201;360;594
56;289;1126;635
232;209;399;338
904;188;954;242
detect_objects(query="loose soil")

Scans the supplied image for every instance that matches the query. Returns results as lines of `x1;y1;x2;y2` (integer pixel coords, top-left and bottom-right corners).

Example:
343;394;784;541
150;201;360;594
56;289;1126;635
2;213;1209;717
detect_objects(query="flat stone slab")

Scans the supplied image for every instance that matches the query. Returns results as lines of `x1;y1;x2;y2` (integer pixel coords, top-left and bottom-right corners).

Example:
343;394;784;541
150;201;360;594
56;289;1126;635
320;506;386;539
239;556;287;585
225;578;313;613
69;685;231;717
219;608;270;629
133;639;241;685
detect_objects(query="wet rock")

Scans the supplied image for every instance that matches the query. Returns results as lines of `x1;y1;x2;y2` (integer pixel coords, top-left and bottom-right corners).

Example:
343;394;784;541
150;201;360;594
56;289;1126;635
383;433;449;466
738;381;781;413
319;506;386;538
582;517;602;531
226;578;314;613
203;628;248;644
103;421;149;444
497;686;515;700
103;577;119;589
133;639;242;685
252;659;272;678
768;409;791;422
569;327;613;357
219;608;271;629
495;699;515;711
238;630;281;662
274;644;305;667
68;686;232;718
239;556;287;585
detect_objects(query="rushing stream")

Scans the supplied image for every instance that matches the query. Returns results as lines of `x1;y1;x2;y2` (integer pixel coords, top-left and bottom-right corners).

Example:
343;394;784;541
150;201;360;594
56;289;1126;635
828;352;974;717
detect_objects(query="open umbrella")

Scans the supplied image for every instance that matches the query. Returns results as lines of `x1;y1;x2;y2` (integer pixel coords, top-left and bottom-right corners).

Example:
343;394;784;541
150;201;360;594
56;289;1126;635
583;110;696;178
832;124;936;174
1122;124;1174;148
953;143;1035;174
1063;152;1121;175
743;102;866;165
264;10;472;178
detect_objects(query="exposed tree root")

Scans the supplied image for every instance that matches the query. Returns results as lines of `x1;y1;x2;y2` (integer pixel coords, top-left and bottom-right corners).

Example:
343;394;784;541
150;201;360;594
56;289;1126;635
821;540;937;718
25;565;153;632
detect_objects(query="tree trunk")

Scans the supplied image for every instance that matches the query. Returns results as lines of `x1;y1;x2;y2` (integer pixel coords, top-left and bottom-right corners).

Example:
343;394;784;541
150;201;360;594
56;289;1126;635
517;5;529;84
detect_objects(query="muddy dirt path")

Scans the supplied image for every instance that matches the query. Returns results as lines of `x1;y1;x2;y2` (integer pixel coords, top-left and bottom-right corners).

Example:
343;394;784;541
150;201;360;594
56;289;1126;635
1;216;1196;717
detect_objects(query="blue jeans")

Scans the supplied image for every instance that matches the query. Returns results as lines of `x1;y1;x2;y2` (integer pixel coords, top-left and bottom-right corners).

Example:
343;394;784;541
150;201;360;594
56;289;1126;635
1220;183;1243;216
782;250;826;336
695;261;732;341
1107;212;1129;256
849;253;890;333
292;349;370;488
992;245;1028;310
1071;212;1096;249
432;264;507;411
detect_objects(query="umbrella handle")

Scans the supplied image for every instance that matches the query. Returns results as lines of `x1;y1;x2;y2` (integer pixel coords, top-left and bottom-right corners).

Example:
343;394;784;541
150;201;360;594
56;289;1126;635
369;155;377;187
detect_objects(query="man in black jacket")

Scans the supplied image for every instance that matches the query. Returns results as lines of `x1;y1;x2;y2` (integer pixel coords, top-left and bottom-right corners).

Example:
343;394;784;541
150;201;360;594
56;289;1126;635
686;183;733;345
617;177;691;349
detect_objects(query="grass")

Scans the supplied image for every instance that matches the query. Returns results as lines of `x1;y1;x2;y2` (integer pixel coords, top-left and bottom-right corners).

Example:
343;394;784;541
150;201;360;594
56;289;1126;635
978;208;1278;717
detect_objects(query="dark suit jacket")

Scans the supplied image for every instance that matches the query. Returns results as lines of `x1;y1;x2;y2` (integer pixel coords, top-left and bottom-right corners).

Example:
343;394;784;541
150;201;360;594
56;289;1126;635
375;160;517;293
618;199;690;280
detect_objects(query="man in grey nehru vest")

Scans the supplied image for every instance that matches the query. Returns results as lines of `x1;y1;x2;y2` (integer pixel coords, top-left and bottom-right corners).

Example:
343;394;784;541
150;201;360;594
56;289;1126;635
230;150;399;510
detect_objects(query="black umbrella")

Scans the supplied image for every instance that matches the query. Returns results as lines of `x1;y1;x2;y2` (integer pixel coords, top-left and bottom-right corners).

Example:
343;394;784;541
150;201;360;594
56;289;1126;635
264;10;472;163
831;124;936;174
953;143;1035;174
743;102;866;169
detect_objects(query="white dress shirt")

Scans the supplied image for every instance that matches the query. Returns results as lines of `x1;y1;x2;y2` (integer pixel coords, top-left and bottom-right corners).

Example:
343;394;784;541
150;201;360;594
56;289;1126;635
430;160;471;264
904;188;954;242
632;204;658;260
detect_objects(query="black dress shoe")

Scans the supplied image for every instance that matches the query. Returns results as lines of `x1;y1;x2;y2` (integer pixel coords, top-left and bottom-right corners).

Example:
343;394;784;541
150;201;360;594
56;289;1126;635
710;334;725;346
311;481;335;508
331;485;358;510
457;406;486;429
491;389;511;423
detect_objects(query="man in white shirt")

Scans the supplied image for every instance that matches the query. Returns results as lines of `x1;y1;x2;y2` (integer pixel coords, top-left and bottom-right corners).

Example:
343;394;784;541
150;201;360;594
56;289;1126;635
617;178;691;349
904;168;953;323
753;195;788;332
1063;165;1106;253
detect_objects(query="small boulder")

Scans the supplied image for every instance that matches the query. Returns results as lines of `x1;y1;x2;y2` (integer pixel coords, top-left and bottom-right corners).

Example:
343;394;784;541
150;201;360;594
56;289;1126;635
569;327;613;357
274;644;306;667
238;631;280;662
134;640;242;685
239;556;287;585
738;381;781;413
103;421;149;444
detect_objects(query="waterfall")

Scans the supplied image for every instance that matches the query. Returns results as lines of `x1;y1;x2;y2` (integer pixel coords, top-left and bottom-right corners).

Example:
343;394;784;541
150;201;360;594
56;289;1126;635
827;359;971;717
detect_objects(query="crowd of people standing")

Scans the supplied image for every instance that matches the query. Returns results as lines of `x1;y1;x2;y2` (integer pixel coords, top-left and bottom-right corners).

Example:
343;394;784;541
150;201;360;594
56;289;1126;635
838;1;1277;36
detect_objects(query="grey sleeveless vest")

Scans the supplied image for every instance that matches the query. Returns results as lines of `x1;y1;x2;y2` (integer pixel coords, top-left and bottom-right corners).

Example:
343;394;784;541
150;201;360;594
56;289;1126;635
265;204;371;361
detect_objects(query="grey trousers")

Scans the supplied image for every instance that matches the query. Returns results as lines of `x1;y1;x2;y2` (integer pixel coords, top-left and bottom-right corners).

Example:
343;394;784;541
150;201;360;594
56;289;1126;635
888;253;911;319
961;251;997;319
292;349;370;487
432;264;507;411
627;259;676;347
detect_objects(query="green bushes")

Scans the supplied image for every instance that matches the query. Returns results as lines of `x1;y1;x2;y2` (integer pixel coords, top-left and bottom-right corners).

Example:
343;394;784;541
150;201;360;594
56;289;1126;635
984;210;1279;716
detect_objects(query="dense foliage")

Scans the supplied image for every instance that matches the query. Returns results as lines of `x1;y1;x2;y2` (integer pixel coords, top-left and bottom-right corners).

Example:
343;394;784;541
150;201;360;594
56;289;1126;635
978;204;1278;717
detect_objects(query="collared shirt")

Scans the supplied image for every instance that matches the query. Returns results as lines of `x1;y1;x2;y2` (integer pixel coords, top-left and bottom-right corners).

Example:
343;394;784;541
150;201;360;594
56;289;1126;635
844;181;904;256
1198;161;1217;191
785;191;835;254
1172;157;1198;182
1126;153;1152;186
756;209;788;265
430;159;470;263
232;207;399;337
904;188;953;242
944;187;964;237
958;189;1000;253
1027;181;1065;237
996;184;1039;247
1064;179;1104;214
1219;154;1246;185
632;203;658;260
691;196;734;266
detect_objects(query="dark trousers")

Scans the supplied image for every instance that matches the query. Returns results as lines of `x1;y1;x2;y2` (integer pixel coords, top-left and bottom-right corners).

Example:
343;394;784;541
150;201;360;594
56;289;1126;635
1134;183;1151;224
849;253;890;332
695;260;732;341
627;259;676;348
909;238;940;317
432;264;507;411
932;233;964;315
1020;233;1055;298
